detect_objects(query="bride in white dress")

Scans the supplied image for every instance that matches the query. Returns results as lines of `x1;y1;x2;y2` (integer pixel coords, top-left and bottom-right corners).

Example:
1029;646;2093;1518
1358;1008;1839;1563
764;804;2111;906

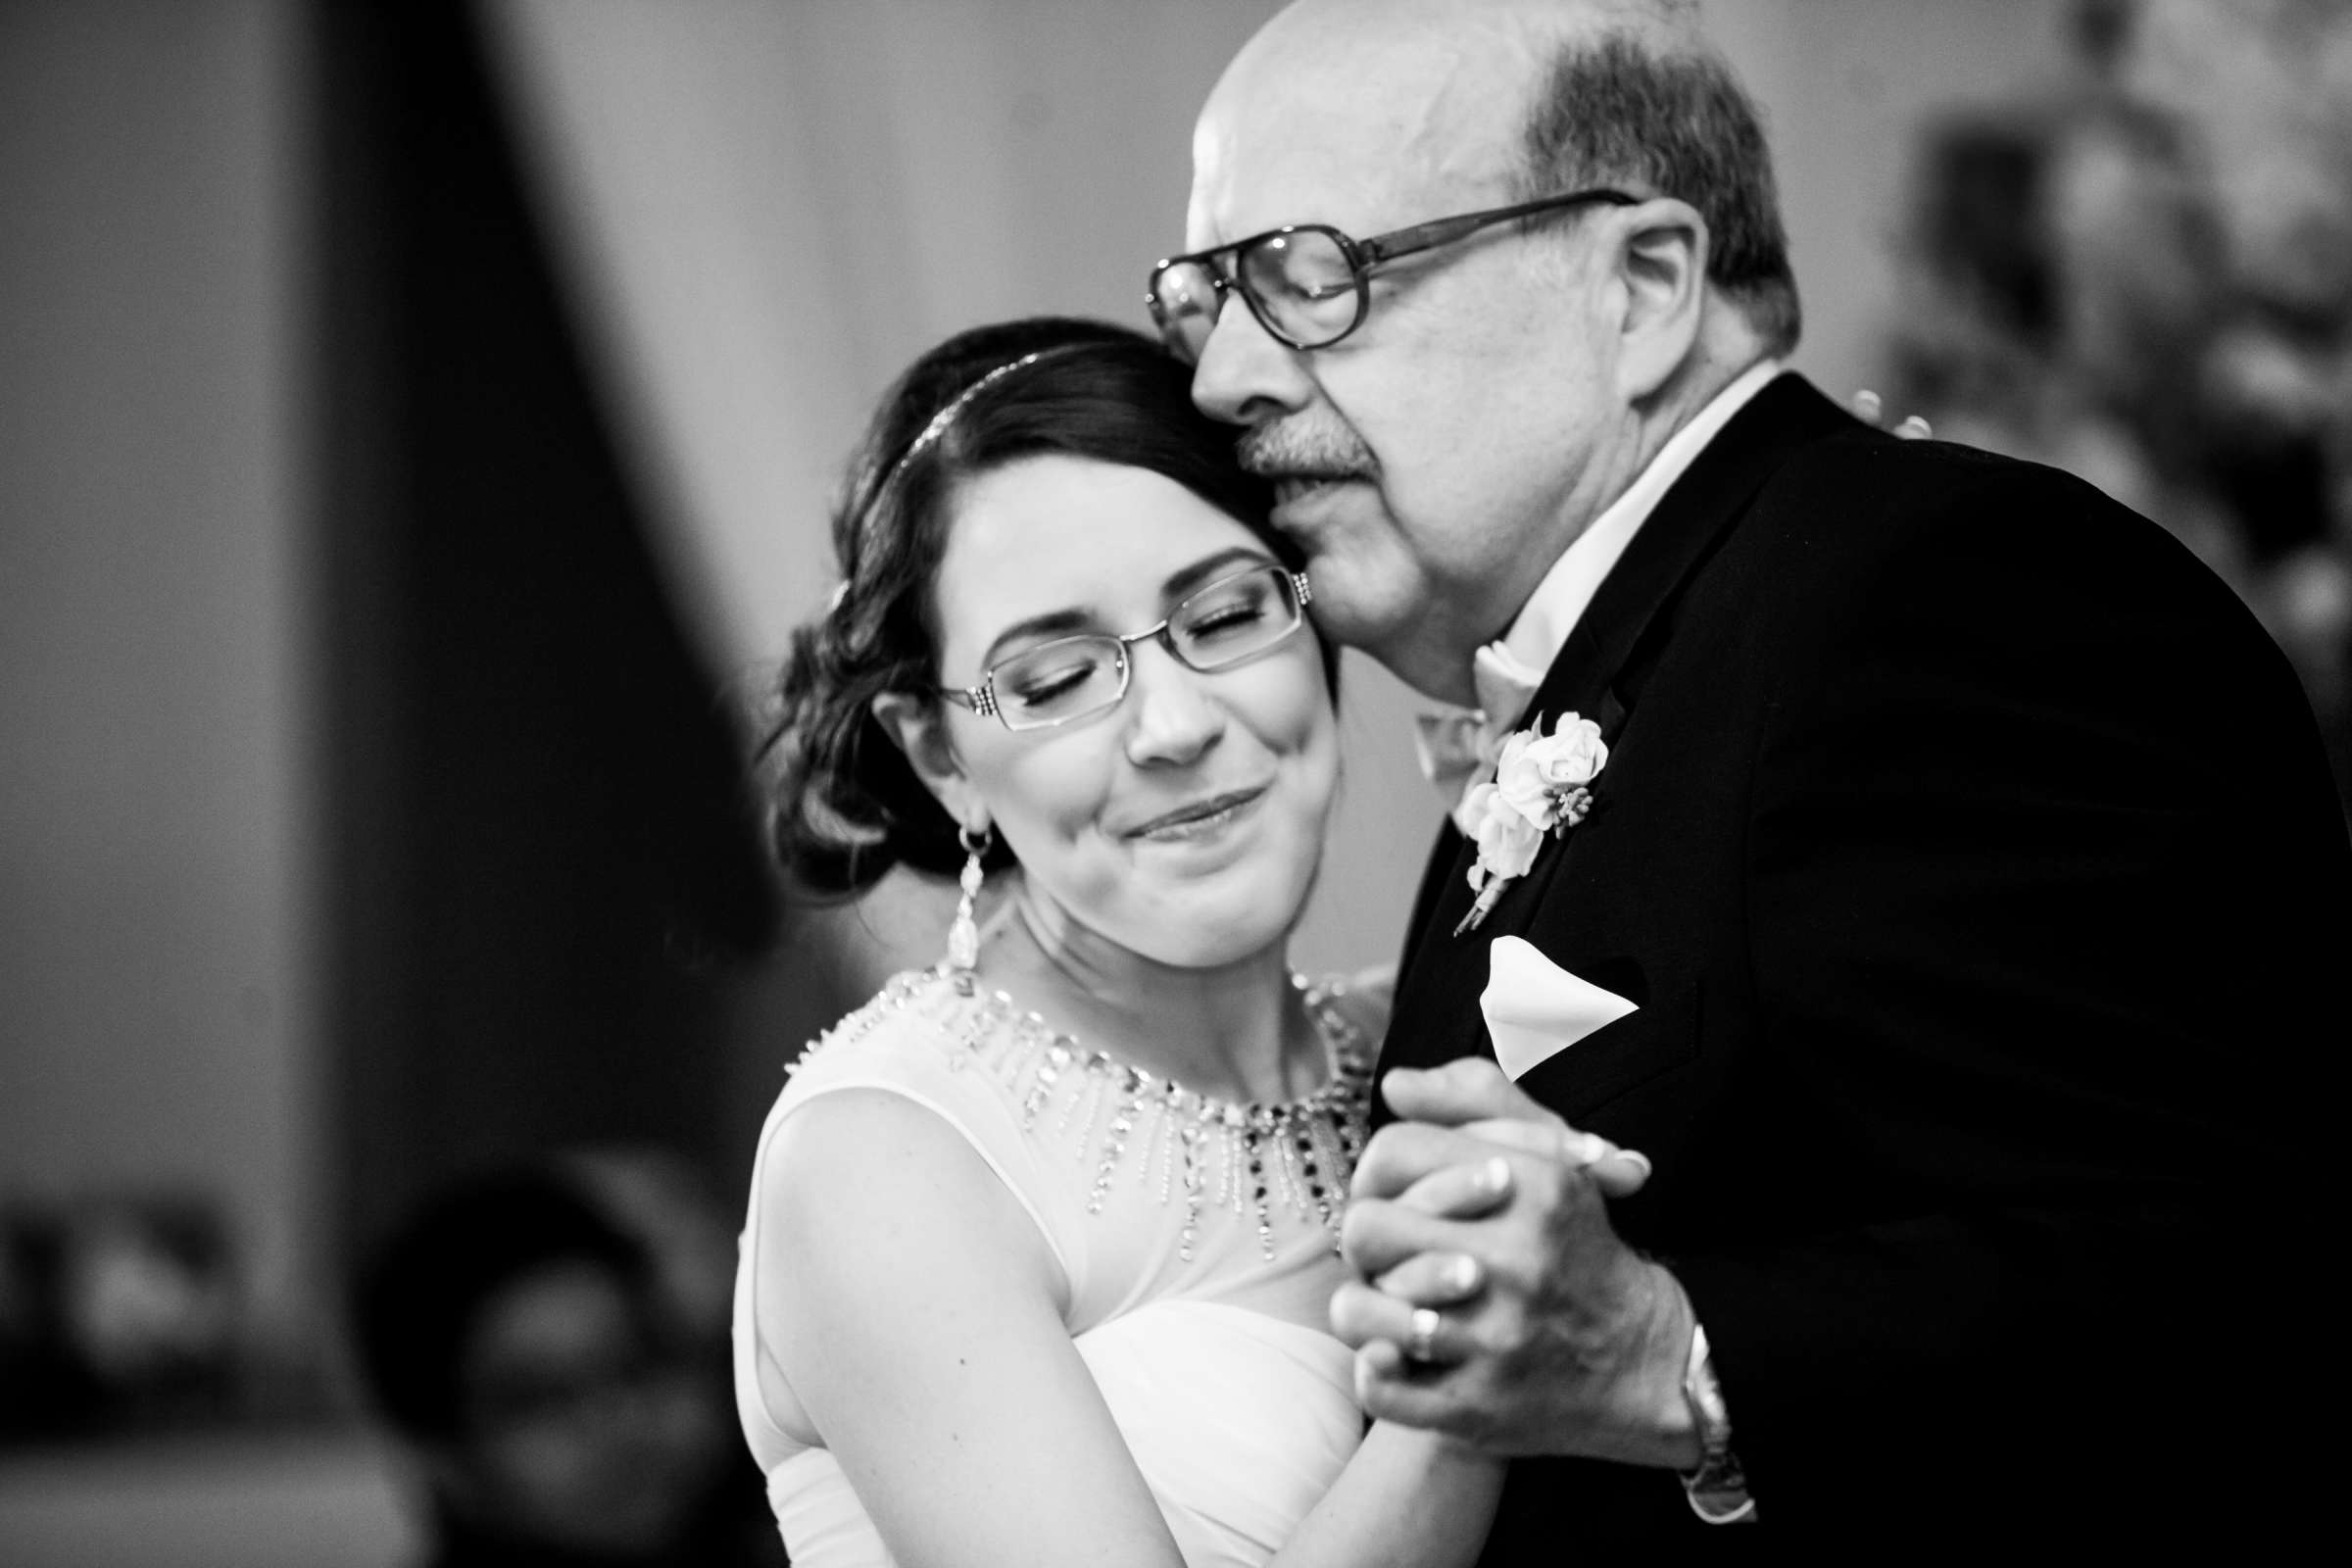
732;319;1515;1567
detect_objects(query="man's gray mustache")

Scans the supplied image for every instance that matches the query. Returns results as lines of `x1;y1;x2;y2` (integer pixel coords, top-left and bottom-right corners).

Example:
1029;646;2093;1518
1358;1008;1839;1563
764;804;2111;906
1235;422;1376;478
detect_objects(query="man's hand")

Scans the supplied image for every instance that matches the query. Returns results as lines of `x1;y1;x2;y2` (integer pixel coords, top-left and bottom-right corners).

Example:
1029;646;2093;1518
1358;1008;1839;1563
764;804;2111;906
1331;1059;1702;1469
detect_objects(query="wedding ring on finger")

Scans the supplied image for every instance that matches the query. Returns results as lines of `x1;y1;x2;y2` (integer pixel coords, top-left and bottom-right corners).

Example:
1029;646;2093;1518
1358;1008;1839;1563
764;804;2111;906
1405;1306;1444;1365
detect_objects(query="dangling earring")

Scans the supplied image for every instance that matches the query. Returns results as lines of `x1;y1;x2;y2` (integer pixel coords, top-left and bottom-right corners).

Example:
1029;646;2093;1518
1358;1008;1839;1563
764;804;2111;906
947;822;991;987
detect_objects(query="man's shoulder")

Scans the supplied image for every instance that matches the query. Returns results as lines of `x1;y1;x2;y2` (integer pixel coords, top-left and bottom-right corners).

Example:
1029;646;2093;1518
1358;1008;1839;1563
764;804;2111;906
1747;428;2204;591
1680;375;2157;574
1767;424;2108;518
1671;421;2284;703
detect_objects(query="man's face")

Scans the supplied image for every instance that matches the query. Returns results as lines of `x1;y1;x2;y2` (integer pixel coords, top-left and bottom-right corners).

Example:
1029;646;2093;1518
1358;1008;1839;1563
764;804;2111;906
1181;32;1620;701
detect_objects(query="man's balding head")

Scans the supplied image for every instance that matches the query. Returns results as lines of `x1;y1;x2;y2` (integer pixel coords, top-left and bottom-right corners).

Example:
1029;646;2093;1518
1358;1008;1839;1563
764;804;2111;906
1175;0;1794;700
1197;0;1796;356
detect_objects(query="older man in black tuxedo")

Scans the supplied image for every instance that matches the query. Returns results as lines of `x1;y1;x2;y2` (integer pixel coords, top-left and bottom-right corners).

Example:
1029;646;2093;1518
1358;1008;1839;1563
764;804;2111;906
1151;0;2348;1550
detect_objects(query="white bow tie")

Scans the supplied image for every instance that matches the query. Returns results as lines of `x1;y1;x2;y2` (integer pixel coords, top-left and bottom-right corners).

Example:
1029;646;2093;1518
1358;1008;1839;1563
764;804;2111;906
1412;642;1547;794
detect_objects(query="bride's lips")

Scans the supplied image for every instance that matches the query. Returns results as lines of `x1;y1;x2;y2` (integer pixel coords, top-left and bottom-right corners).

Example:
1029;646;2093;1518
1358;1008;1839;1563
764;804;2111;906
1122;784;1269;842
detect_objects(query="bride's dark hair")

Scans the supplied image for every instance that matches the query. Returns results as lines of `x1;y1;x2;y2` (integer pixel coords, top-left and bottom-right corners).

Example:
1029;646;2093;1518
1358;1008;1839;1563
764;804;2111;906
757;317;1306;897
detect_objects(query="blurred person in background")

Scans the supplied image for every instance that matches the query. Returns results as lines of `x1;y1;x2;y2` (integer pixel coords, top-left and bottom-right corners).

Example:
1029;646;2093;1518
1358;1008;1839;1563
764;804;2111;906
1889;0;2352;806
353;1161;774;1568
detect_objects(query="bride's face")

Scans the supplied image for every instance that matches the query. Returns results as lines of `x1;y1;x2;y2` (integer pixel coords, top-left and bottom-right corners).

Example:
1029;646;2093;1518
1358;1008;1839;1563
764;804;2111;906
918;454;1340;969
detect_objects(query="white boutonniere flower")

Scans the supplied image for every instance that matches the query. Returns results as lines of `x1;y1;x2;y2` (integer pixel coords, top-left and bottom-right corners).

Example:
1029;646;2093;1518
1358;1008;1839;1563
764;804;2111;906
1452;712;1607;935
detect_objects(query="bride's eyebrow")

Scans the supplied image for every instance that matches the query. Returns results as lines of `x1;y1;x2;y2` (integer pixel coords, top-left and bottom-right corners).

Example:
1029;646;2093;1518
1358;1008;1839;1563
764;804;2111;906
1162;546;1277;601
977;608;1094;670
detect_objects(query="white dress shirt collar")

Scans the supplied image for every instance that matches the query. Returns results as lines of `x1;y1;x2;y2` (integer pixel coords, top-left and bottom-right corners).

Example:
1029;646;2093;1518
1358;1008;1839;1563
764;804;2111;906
1476;360;1788;707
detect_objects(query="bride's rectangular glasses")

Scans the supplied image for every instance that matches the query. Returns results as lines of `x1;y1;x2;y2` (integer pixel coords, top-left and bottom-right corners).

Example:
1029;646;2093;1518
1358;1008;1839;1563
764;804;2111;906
940;564;1312;731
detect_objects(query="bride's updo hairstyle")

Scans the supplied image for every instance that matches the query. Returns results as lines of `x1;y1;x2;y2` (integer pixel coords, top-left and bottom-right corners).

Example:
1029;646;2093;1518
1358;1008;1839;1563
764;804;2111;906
758;317;1303;896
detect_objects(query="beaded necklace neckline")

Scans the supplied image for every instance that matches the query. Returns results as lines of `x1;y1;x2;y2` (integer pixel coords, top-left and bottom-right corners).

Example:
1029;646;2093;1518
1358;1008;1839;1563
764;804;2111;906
963;966;1358;1114
796;965;1376;1261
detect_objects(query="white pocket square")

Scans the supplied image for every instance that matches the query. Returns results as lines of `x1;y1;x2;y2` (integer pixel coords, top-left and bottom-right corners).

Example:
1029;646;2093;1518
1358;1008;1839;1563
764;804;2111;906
1480;936;1640;1081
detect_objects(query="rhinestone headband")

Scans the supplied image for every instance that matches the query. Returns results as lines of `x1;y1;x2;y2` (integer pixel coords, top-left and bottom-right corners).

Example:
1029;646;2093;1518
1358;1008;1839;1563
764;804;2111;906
839;344;1083;619
879;348;1056;497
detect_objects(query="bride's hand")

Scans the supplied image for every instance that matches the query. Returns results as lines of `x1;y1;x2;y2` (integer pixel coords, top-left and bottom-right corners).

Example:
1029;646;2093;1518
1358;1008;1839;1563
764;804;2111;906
1353;1069;1651;1309
1446;1115;1650;1199
1379;1063;1652;1201
1335;1064;1697;1464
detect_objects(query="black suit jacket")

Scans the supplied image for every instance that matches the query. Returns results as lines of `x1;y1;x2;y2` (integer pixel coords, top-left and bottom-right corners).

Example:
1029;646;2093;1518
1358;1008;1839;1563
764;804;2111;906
1383;375;2349;1552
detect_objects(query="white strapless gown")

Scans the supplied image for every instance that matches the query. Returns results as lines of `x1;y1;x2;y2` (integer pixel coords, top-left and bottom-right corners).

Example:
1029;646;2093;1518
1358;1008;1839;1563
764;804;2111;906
731;967;1379;1567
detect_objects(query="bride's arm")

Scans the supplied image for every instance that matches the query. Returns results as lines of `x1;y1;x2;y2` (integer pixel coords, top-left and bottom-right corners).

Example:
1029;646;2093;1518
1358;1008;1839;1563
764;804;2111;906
1280;960;1507;1568
759;1088;1185;1568
1276;1423;1504;1568
758;1087;1503;1568
1283;971;1508;1568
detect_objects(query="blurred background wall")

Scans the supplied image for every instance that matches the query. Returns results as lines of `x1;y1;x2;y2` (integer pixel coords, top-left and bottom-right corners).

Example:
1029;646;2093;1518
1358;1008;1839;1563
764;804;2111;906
2;0;318;1420
3;1;2342;1562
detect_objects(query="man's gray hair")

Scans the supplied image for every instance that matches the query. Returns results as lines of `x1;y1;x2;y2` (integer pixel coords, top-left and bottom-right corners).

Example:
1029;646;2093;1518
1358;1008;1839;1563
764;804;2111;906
1518;28;1802;355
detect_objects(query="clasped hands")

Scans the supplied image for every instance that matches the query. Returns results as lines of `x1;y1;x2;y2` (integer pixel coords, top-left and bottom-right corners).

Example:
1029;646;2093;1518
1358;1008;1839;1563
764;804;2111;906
1330;1058;1702;1470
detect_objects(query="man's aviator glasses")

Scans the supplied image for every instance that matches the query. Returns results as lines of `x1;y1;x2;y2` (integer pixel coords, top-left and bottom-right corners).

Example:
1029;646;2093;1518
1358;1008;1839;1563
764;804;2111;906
1147;187;1639;363
940;564;1312;731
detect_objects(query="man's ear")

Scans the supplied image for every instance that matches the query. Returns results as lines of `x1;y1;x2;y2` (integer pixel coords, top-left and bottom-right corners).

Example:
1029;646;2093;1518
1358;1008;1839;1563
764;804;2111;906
870;691;988;833
1607;197;1707;404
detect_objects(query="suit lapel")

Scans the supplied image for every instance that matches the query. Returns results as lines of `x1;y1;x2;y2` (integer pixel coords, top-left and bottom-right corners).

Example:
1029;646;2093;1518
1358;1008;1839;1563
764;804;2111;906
1517;373;1849;741
1386;375;1856;1082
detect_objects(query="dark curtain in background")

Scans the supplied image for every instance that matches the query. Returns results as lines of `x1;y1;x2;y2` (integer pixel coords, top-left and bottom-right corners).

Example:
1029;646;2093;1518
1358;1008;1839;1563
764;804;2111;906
315;0;777;1262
